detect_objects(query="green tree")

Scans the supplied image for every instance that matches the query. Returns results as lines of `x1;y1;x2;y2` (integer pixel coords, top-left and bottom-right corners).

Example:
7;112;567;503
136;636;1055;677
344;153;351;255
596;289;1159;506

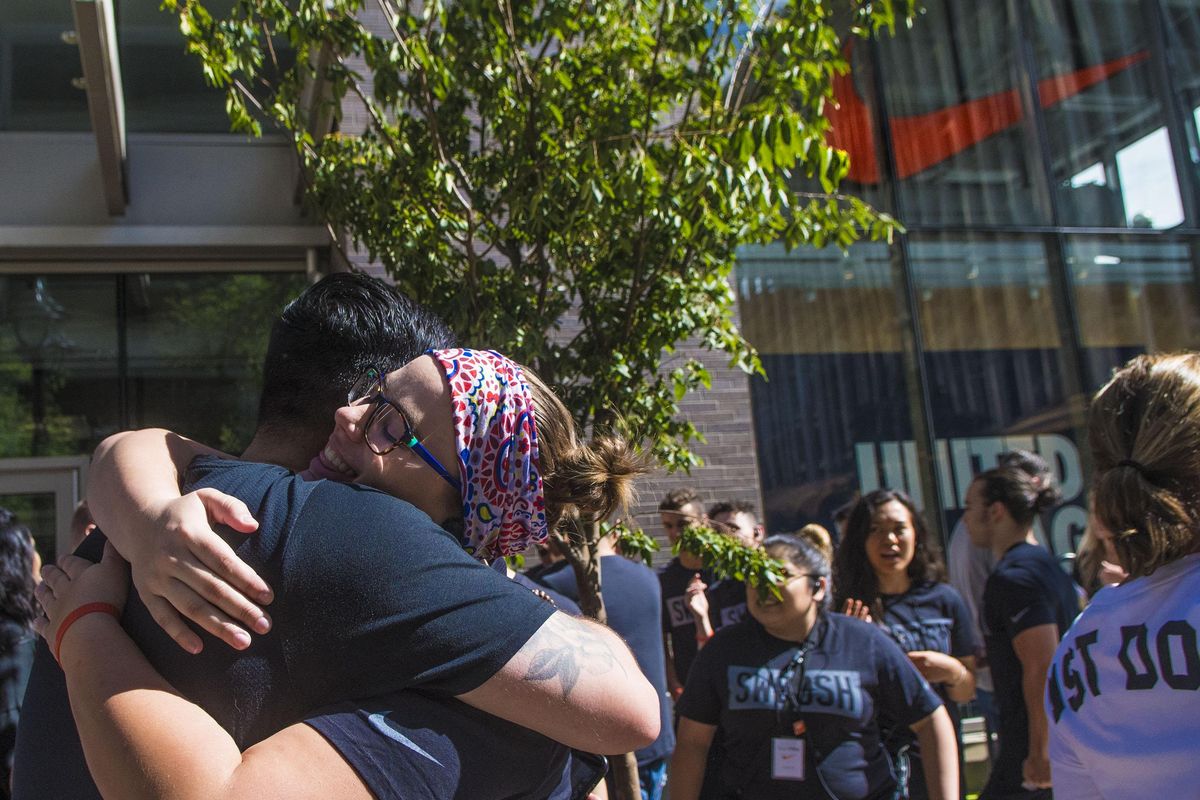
169;0;906;792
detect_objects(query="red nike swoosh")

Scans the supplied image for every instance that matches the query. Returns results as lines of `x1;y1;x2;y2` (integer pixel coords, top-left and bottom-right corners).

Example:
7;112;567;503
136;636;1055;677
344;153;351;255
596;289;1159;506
825;45;1149;184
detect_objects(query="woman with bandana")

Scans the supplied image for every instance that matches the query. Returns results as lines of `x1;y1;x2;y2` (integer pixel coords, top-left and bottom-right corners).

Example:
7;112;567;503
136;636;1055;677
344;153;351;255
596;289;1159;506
33;349;638;800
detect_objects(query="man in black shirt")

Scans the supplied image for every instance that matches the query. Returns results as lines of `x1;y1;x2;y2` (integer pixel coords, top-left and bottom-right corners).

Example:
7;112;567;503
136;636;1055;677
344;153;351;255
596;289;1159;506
13;273;656;798
657;488;711;695
542;528;676;799
963;457;1079;800
704;500;766;631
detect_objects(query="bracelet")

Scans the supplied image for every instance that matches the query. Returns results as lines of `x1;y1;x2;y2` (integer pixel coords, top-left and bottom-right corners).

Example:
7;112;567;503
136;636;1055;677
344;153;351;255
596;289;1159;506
54;602;121;665
951;661;969;687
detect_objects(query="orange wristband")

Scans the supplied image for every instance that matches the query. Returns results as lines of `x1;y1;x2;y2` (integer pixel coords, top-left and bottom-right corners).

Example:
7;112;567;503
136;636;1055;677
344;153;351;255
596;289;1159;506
54;602;120;665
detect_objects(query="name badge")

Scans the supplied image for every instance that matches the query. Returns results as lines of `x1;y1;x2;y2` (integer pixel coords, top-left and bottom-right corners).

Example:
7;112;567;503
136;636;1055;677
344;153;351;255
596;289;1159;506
771;737;806;781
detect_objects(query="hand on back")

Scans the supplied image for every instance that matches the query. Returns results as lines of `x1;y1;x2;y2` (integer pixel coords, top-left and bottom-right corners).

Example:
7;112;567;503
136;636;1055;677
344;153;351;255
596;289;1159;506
124;489;271;653
841;598;873;623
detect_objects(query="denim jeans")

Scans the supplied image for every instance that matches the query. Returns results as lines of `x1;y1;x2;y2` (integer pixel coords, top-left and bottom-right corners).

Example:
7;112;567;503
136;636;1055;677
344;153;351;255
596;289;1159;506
638;758;668;800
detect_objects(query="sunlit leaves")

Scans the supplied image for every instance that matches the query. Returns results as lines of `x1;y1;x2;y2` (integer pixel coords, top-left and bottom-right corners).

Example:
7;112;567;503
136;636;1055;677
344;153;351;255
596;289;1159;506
167;0;905;472
676;524;788;602
605;520;661;564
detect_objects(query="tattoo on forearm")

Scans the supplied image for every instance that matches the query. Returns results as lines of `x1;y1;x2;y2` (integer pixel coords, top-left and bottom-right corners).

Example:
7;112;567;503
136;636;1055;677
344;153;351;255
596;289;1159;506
523;618;627;698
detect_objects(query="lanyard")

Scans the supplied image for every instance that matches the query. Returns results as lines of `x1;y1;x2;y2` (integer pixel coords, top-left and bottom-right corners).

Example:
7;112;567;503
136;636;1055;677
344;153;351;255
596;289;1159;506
776;640;814;737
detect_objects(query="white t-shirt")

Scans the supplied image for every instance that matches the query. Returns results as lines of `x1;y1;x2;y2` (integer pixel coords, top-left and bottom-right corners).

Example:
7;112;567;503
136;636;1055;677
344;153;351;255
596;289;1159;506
1045;553;1200;800
946;519;994;691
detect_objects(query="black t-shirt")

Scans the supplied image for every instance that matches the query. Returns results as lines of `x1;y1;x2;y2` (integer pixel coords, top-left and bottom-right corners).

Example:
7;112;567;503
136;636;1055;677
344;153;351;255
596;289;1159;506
525;560;569;584
306;691;573;799
876;580;977;795
981;542;1079;792
541;554;676;765
13;457;556;800
512;571;581;617
0;620;33;795
879;581;976;716
677;614;943;800
707;578;749;631
659;558;714;685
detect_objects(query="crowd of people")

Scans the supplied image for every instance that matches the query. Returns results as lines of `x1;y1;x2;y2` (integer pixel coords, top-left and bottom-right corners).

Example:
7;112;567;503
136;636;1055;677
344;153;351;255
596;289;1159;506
0;273;1196;800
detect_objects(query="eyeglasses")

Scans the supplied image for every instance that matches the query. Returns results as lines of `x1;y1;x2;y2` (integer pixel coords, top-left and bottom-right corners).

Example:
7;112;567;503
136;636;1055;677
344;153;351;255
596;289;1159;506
348;366;462;493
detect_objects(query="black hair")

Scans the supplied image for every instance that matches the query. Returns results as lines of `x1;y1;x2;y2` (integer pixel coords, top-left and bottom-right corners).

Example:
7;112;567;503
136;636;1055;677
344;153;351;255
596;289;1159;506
763;533;830;608
255;272;456;436
659;487;701;512
833;489;946;616
0;509;37;629
974;450;1061;528
707;499;757;519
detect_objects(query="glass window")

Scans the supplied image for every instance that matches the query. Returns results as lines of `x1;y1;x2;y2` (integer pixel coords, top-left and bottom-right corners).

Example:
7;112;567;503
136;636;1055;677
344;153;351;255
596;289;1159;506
0;0;90;130
910;235;1087;556
1030;0;1185;228
124;272;307;452
118;0;236;133
117;0;294;133
872;0;1047;226
820;39;888;214
1066;237;1200;389
0;270;306;461
1162;0;1200;207
736;242;914;533
0;275;121;458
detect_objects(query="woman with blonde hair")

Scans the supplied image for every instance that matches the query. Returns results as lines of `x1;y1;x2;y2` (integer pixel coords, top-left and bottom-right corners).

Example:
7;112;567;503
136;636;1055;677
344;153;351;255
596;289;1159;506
1046;353;1200;800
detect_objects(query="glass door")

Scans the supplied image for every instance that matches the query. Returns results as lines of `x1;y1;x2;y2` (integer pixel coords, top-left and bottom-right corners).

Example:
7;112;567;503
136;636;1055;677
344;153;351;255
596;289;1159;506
0;456;88;562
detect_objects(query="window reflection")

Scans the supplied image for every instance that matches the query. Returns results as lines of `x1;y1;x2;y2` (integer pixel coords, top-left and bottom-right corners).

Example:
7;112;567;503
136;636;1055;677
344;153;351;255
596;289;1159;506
125;272;306;451
736;243;912;533
117;0;295;133
910;236;1086;555
0;271;306;460
0;276;120;458
1030;0;1185;229
1163;0;1200;202
0;0;90;130
868;0;1046;226
1066;237;1200;388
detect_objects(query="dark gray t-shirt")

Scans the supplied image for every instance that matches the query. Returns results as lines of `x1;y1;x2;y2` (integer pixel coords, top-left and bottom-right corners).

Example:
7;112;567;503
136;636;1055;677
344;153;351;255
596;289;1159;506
13;457;555;799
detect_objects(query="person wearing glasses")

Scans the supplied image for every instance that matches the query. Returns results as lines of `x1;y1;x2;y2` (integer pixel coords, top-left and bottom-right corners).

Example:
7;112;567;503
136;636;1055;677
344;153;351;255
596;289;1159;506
27;348;647;800
14;274;654;800
670;534;959;800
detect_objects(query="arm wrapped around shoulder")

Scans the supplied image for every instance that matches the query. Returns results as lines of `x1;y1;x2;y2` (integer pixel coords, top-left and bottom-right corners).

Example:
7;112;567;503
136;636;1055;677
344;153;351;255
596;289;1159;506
456;611;661;753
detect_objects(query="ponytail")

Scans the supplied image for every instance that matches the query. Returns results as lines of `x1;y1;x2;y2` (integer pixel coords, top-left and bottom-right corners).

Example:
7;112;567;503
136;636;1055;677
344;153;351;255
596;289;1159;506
1089;353;1200;577
524;366;648;531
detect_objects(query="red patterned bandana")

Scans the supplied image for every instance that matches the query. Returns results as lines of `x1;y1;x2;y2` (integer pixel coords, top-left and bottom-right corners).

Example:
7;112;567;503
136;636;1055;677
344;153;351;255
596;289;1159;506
430;348;549;561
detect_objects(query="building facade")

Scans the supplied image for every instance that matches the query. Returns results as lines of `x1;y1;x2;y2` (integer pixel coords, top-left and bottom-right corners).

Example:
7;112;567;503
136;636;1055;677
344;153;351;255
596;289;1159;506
739;0;1200;555
4;0;1198;562
0;0;318;557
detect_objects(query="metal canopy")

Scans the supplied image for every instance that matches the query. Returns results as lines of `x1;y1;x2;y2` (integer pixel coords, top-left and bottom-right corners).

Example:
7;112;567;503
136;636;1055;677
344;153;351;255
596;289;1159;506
72;0;127;216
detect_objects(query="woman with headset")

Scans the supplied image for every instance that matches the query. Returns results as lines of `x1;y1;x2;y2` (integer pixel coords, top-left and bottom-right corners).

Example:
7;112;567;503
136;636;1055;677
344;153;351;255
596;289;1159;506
669;533;958;800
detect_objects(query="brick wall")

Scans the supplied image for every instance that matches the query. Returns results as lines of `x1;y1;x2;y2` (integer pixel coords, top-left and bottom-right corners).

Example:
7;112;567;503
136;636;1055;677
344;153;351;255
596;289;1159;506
624;329;764;568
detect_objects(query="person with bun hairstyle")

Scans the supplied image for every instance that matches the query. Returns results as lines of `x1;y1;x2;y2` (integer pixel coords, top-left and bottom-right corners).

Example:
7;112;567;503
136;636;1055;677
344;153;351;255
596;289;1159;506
671;533;959;800
23;348;656;800
833;489;976;800
962;453;1077;800
1045;353;1200;800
